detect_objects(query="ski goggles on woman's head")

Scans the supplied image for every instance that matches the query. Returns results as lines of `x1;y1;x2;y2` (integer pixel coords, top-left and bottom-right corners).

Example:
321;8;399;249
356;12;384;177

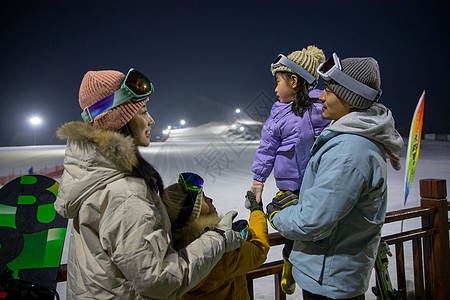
173;172;204;229
81;68;154;123
270;54;316;84
317;53;378;101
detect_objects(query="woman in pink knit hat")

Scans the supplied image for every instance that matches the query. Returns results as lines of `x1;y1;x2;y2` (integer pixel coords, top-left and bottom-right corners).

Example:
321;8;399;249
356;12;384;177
54;68;246;299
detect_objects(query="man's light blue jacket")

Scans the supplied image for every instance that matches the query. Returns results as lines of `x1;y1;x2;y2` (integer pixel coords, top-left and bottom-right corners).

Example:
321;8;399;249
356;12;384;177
273;103;404;298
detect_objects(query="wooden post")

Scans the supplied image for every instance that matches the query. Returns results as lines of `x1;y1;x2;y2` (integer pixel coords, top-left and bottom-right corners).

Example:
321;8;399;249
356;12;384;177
420;179;449;300
395;243;406;298
274;271;286;300
247;277;254;300
412;238;424;298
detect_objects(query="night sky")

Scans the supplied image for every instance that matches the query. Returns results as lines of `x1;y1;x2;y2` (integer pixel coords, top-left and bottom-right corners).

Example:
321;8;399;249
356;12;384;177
1;0;449;146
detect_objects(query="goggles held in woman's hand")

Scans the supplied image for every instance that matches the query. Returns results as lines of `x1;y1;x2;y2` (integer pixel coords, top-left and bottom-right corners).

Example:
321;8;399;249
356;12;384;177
317;53;379;101
173;172;204;229
81;68;154;123
271;54;316;84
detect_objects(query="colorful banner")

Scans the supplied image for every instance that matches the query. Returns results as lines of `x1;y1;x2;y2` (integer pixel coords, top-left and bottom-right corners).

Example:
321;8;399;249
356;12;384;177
403;91;425;205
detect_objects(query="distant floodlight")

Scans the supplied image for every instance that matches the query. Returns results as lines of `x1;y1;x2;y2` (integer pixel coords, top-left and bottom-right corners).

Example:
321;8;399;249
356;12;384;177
167;125;172;130
29;116;42;145
29;116;42;126
235;108;241;113
239;126;245;132
180;120;186;126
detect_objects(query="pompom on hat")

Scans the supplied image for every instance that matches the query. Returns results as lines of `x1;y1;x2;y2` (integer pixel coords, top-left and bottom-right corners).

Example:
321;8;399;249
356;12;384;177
324;57;382;109
162;182;203;228
271;45;326;81
78;70;149;131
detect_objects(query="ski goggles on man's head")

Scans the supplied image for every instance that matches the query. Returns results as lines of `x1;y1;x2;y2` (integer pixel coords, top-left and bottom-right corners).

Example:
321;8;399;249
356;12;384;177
81;68;154;123
270;54;316;84
173;172;204;229
317;53;378;101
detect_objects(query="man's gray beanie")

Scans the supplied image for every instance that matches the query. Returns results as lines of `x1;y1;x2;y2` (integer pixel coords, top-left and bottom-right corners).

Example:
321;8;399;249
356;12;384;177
326;57;382;109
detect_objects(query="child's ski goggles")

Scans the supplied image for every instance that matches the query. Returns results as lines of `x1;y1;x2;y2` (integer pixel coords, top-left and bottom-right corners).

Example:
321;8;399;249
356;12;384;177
317;53;378;101
271;54;316;84
81;68;154;123
173;172;204;229
179;172;204;193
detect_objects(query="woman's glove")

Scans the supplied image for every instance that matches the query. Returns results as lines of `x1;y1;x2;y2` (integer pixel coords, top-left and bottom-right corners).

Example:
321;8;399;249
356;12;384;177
266;190;298;230
245;180;264;208
245;191;263;212
213;211;246;252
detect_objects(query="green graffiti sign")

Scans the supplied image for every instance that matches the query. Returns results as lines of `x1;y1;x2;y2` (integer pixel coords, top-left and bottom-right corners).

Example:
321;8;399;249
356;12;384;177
0;175;67;289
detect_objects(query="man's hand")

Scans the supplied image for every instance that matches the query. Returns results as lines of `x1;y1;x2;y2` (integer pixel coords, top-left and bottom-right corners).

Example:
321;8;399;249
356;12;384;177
266;190;298;230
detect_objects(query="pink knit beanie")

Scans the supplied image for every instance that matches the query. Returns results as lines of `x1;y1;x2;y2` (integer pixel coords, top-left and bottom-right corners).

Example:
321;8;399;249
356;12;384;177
78;70;149;131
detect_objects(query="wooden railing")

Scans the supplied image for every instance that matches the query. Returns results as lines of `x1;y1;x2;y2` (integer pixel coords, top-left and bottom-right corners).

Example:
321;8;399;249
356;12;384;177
57;179;449;300
245;179;449;300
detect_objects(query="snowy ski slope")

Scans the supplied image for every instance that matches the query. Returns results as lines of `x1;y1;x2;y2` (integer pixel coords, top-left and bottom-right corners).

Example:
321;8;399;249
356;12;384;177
1;122;449;299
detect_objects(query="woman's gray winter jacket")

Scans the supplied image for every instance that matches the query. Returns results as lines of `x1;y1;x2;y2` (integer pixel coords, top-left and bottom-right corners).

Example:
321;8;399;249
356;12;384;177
55;122;225;299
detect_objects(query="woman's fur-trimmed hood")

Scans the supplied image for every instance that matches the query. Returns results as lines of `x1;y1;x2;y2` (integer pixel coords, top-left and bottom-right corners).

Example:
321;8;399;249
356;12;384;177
57;121;138;171
54;122;140;219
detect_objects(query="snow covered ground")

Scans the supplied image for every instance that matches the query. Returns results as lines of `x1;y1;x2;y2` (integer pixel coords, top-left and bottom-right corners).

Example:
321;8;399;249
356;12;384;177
1;122;449;299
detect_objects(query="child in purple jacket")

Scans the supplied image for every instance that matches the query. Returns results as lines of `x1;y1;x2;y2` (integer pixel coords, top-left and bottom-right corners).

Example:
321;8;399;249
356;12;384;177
250;46;330;294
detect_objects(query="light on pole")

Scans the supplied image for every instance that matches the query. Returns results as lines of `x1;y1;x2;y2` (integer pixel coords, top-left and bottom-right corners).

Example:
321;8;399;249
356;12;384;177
29;116;42;145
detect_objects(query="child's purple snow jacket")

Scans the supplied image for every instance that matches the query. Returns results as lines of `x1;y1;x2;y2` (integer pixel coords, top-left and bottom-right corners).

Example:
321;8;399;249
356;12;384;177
252;89;330;191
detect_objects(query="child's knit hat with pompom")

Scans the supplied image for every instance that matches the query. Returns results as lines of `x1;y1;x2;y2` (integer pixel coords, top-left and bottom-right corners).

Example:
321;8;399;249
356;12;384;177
271;45;326;82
